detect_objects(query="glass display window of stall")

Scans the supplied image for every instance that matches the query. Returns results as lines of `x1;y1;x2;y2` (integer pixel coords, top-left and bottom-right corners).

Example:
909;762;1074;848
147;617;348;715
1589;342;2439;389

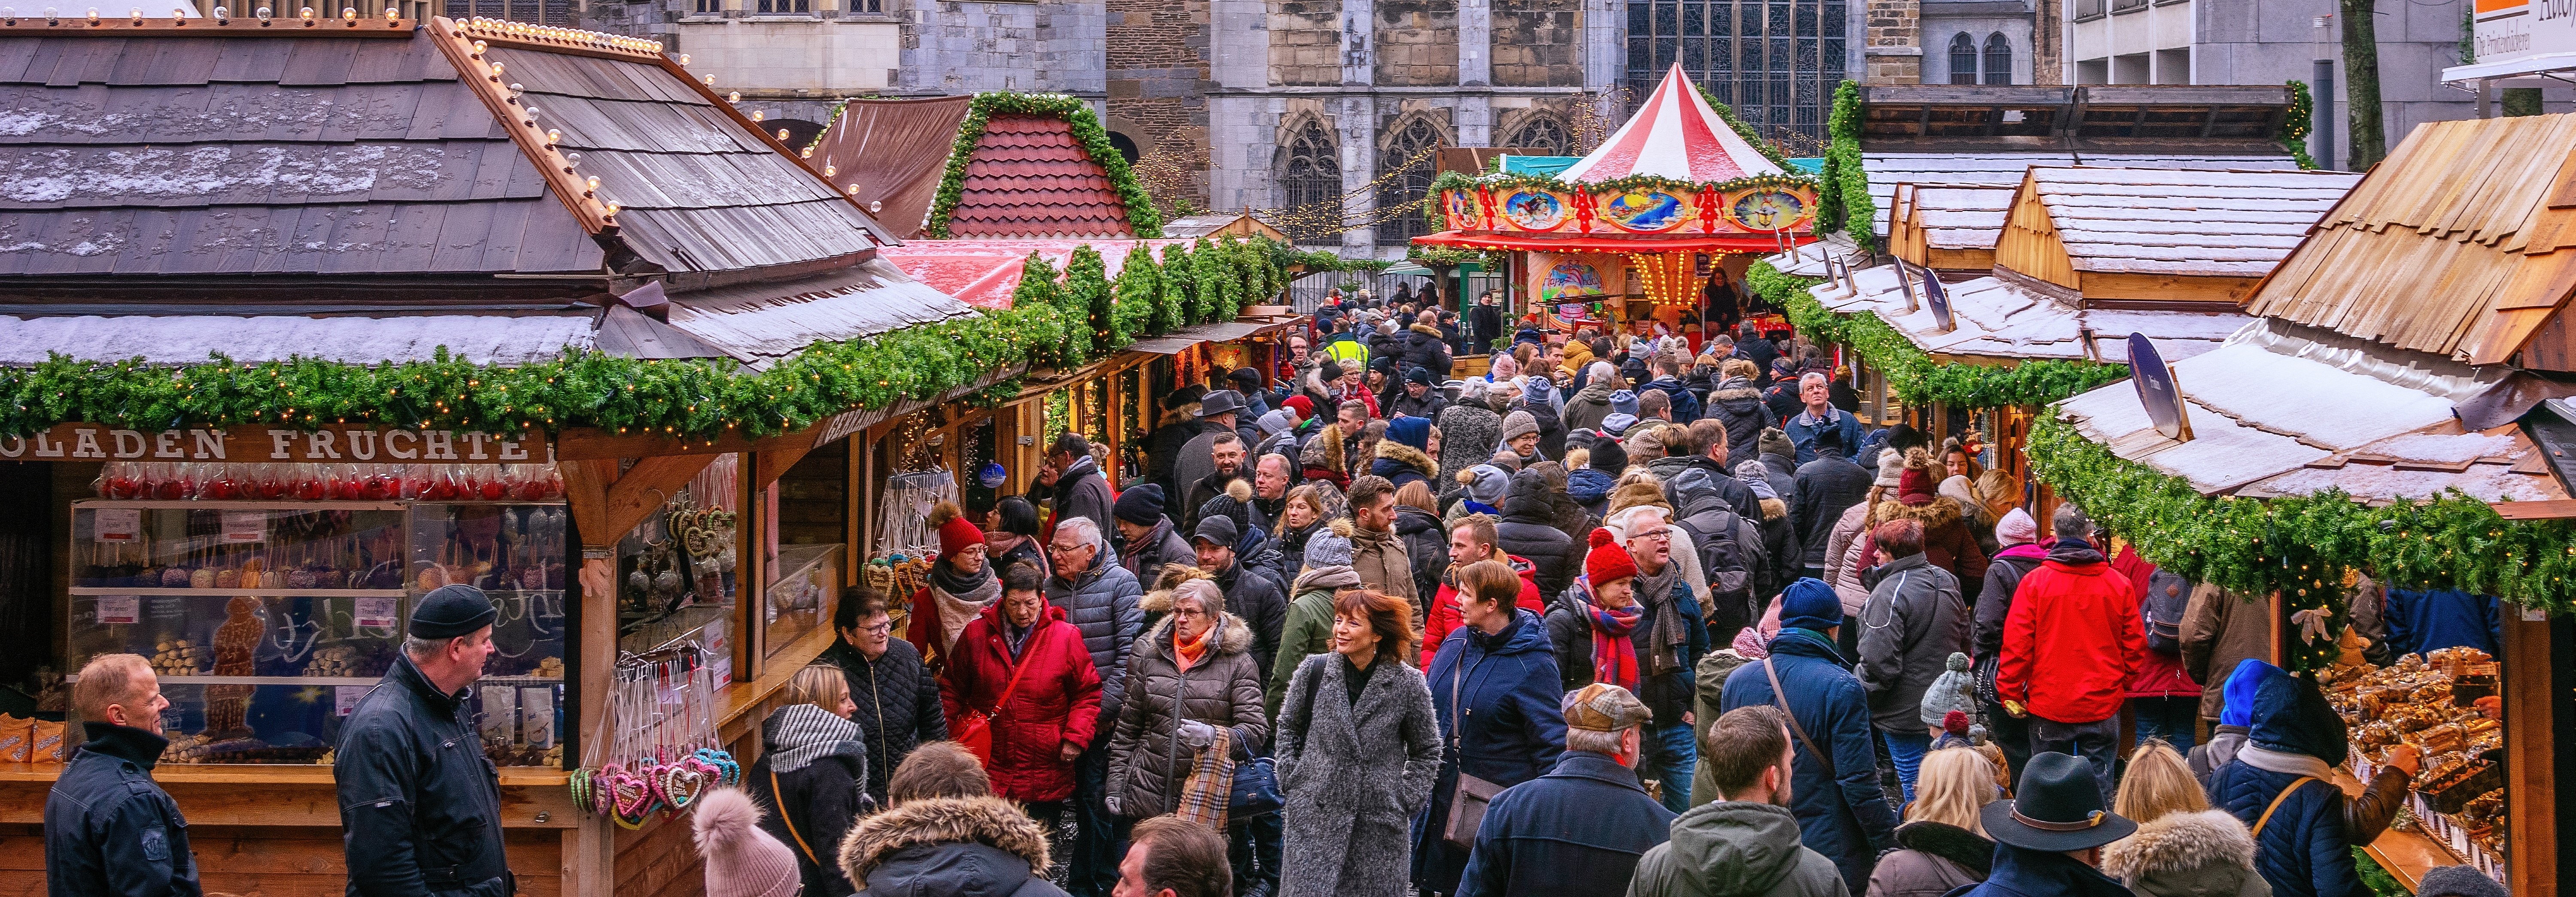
617;454;738;682
67;460;568;767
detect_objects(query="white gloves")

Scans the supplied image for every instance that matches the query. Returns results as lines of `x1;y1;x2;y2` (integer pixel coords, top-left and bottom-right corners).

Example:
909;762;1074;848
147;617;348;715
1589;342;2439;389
1178;719;1217;749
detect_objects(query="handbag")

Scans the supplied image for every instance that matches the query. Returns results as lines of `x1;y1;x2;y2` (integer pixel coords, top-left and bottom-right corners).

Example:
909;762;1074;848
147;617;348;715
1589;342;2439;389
1442;658;1503;850
955;627;1042;767
1228;755;1283;818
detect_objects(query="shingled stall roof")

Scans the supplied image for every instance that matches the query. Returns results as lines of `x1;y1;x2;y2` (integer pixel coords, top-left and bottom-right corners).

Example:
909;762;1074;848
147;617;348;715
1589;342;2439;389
2054;318;2564;505
947;113;1135;239
1888;184;2014;273
1993;166;2360;305
0;17;968;367
2243;112;2576;367
802;95;975;240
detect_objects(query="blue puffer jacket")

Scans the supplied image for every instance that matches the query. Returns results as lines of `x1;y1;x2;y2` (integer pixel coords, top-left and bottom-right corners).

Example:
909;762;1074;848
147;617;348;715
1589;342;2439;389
2207;673;2361;897
1413;609;1568;896
1043;561;1145;741
1719;628;1898;894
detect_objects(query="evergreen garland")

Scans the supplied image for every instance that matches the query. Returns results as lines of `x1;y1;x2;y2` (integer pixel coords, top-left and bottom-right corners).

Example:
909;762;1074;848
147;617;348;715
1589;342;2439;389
2283;80;2322;170
924;92;1164;239
1748;261;2129;408
1012;253;1078;368
1212;237;1247;319
1159;242;1197;332
1191;240;1226;324
1821;81;1876;253
2027;412;2576;664
1110;244;1162;343
1062;245;1114;357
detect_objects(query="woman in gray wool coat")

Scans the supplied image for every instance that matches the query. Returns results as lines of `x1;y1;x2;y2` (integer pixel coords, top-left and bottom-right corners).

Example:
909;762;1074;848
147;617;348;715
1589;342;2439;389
1274;588;1442;897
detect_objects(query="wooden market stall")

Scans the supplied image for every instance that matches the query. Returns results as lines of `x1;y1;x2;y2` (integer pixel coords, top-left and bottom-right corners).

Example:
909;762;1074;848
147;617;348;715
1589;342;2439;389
1413;63;1822;345
2044;110;2576;896
0;15;1019;897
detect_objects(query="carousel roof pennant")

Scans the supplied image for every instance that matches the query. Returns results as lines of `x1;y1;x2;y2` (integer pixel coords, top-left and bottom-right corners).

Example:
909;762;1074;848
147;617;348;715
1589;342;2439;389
1561;63;1783;185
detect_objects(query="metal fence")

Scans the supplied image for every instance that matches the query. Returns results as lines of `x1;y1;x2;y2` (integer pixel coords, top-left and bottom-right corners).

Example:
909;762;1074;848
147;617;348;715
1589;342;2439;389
1283;268;1507;315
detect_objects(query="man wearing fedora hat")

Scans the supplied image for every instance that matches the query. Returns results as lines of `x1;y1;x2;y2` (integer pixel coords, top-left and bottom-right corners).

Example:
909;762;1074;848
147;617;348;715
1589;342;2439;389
1956;751;2137;897
1171;389;1252;525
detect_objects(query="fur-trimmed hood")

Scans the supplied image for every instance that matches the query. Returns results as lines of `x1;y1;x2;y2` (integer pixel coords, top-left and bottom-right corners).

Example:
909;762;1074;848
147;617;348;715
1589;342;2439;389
1409;322;1447;339
1757;497;1788;521
1134;606;1257;658
1374;439;1437;478
1301;423;1346;470
1874;494;1963;531
2100;809;2262;895
837;795;1051;888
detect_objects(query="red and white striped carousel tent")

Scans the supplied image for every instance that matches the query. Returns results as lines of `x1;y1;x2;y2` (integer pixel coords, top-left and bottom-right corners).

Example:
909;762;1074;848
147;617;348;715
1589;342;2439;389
1559;63;1786;185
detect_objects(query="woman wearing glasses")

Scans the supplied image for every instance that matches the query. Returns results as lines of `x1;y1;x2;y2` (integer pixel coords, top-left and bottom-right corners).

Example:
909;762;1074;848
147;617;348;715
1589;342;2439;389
818;585;947;806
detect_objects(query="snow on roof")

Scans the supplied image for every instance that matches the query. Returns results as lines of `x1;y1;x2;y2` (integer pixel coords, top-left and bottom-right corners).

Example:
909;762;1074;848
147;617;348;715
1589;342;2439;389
1859;152;2307;238
1760;232;1866;278
1911;186;2015;250
2053;319;2565;502
2023;167;2362;278
1814;265;2245;364
665;257;981;368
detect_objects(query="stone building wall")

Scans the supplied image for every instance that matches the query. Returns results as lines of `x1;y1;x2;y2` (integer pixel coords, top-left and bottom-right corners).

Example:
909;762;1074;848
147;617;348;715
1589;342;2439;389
1373;0;1460;87
1867;0;1923;83
1108;0;1210;201
1268;0;1342;86
1490;0;1584;88
896;0;1106;96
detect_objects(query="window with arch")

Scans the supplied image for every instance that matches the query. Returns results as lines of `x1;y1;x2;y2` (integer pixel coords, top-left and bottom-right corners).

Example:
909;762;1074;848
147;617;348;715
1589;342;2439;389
1509;116;1570;155
1376;118;1445;247
1984;33;2013;85
1282;123;1341;241
1949;33;1979;85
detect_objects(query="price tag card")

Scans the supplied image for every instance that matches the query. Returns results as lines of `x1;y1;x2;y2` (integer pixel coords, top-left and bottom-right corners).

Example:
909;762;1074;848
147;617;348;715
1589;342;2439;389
97;595;140;625
221;511;267;544
354;597;398;629
337;686;370;716
94;509;140;542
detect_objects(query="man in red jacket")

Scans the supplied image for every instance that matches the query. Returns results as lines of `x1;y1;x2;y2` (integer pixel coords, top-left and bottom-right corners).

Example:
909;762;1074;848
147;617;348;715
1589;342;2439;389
1995;504;2141;806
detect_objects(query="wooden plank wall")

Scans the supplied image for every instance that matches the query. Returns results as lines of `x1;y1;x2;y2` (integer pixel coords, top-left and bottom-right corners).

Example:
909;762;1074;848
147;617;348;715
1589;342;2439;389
0;824;562;897
1994;171;2079;290
612;812;703;897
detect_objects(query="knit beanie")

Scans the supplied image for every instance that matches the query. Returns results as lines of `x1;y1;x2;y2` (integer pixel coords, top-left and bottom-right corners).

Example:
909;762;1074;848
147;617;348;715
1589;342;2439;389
1282;394;1315;421
2417;866;2508;897
1920;651;1978;727
1610;389;1640;416
1319;359;1345;383
1758;427;1795;461
1583;527;1639;586
1874;448;1905;488
1601;412;1640;436
1498;410;1540;444
1406;365;1436;386
1623;423;1667;459
1899;467;1938;506
930;501;984;561
1388;415;1431;452
693;788;800;897
1304;520;1355;568
1995;507;2038;546
1779;577;1843;631
1491;354;1521;380
1113;483;1166;525
1462;464;1510;506
1942;709;1971;739
1257;409;1294;438
1589;437;1629;476
1459;378;1491;404
1522;376;1557;406
1736;460;1779;501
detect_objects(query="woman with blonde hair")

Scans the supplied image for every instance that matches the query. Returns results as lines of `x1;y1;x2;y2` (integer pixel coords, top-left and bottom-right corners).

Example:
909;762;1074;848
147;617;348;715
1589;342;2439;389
1273;482;1340;575
1865;747;1999;897
2103;741;2271;897
746;664;871;895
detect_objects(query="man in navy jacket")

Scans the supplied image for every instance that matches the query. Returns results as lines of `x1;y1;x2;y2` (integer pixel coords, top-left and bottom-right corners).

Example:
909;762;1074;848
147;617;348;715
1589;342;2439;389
45;654;198;897
1455;684;1675;897
1720;578;1899;893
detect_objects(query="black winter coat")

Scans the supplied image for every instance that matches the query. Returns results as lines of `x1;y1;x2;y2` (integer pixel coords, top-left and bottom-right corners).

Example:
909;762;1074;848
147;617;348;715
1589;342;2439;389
1215;556;1291;682
1394;505;1450;607
1705;379;1776;464
1401;324;1454;377
1495;470;1575;599
1791;451;1873;568
333;654;512;897
817;638;947;803
44;724;200;897
746;704;869;897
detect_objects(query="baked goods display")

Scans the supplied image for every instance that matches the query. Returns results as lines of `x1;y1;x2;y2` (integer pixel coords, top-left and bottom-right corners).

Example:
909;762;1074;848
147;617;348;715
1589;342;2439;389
2322;647;2508;876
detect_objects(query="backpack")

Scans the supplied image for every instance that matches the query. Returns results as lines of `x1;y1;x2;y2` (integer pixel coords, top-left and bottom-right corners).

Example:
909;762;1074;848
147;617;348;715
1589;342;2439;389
1678;507;1765;615
2144;569;2193;656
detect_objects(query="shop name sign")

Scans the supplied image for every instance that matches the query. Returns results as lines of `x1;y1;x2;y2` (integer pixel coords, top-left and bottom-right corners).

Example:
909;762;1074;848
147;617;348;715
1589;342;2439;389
0;424;548;463
2473;0;2576;70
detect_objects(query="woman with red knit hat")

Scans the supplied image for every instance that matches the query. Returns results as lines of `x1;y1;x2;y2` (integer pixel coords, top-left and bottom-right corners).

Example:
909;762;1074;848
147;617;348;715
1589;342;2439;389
906;502;1001;664
1544;528;1644;694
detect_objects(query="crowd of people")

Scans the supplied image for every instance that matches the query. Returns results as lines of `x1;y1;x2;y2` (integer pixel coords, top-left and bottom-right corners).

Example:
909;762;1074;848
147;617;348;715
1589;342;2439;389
39;287;2513;897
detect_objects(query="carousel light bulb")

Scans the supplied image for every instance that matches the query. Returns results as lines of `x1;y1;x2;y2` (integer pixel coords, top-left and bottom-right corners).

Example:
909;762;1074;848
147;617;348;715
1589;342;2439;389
339;5;351;17
584;175;599;192
296;5;309;18
776;128;789;140
545;128;560;144
253;5;268;16
702;73;714;86
380;5;393;17
677;53;689;65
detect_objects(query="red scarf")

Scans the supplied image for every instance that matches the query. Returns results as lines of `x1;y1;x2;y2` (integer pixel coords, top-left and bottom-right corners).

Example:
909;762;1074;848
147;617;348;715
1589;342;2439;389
1583;580;1643;691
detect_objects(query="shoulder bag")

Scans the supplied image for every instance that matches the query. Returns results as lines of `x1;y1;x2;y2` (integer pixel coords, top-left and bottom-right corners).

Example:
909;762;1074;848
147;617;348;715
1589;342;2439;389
2249;776;2317;839
1761;657;1836;779
955;628;1041;767
1442;657;1504;849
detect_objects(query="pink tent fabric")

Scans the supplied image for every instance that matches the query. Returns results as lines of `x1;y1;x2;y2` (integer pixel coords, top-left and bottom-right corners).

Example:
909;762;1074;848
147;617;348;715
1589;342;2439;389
878;239;1185;309
1558;63;1783;185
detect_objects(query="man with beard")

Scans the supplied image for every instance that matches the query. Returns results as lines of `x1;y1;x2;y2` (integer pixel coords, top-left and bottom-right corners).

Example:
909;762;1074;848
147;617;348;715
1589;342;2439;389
1626;705;1847;897
1182;431;1252;533
1171;390;1249;526
1036;432;1116;554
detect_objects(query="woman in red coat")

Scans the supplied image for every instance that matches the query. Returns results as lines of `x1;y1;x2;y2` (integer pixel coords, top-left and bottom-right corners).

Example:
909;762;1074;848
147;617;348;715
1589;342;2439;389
939;561;1103;827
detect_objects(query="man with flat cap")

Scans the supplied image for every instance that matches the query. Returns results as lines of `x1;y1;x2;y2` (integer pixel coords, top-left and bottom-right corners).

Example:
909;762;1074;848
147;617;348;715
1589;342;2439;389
336;585;512;897
1953;751;2137;897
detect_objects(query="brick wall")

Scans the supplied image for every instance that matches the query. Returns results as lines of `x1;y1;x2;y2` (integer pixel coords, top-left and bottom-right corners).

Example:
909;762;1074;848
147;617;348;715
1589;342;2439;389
1269;0;1340;86
1866;0;1921;84
1490;0;1582;87
1109;0;1209;203
1374;0;1459;87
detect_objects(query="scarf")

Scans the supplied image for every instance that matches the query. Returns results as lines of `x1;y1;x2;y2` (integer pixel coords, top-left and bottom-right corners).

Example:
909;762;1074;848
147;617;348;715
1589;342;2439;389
1462;500;1500;517
1004;616;1036;659
762;703;866;774
1583;581;1643;691
1730;626;1771;659
928;561;1002;654
1633;558;1686;678
1174;618;1218;671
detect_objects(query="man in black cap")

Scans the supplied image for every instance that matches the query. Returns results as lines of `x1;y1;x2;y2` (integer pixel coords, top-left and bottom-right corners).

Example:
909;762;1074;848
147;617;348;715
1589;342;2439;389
1228;367;1271;423
1114;484;1195;585
1170;388;1249;524
336;584;512;897
1388;365;1447;421
1956;751;2136;897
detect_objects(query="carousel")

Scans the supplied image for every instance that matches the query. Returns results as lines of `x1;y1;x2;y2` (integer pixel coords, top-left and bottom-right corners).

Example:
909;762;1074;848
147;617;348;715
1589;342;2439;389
1416;63;1821;343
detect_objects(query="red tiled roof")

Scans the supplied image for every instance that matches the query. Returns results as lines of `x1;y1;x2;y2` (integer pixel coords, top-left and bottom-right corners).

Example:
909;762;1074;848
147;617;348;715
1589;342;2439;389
949;114;1136;239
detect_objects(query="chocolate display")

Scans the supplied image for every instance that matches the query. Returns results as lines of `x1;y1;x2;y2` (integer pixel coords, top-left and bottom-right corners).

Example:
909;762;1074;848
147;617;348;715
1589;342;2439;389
2322;647;2509;869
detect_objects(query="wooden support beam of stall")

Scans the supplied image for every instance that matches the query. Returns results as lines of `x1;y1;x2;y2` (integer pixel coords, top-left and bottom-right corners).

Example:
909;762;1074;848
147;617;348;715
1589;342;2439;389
2503;610;2556;897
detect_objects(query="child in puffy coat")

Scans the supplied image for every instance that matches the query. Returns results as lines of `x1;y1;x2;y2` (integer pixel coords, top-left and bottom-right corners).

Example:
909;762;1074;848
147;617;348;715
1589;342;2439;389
1918;652;1978;737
